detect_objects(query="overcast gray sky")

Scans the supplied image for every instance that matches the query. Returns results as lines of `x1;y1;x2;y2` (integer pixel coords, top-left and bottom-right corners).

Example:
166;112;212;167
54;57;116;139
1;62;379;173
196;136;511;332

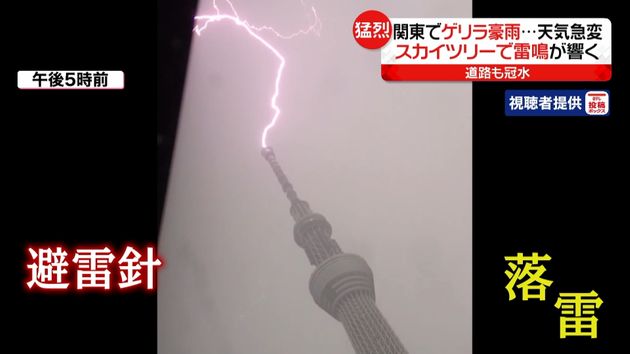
159;0;471;353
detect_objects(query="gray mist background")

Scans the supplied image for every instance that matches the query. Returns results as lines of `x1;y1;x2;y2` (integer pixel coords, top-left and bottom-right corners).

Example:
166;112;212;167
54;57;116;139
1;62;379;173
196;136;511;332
159;0;471;353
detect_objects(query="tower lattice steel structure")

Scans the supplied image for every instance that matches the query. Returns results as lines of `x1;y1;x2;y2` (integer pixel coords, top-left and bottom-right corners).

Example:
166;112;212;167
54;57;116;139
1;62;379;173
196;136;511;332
262;147;408;354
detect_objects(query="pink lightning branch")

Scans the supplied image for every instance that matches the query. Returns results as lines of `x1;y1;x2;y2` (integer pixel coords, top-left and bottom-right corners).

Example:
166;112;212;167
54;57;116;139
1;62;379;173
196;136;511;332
193;0;321;148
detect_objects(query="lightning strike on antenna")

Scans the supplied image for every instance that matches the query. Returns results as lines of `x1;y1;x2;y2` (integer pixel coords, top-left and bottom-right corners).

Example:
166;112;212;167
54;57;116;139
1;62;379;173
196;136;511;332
193;0;321;148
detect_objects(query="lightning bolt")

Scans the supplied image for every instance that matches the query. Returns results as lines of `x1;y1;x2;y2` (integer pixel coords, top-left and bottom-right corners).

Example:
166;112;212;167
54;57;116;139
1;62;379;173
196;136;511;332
193;0;321;148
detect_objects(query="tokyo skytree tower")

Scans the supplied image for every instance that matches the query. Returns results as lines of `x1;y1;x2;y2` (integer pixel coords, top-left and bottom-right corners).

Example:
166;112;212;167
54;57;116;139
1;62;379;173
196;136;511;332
262;147;408;354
